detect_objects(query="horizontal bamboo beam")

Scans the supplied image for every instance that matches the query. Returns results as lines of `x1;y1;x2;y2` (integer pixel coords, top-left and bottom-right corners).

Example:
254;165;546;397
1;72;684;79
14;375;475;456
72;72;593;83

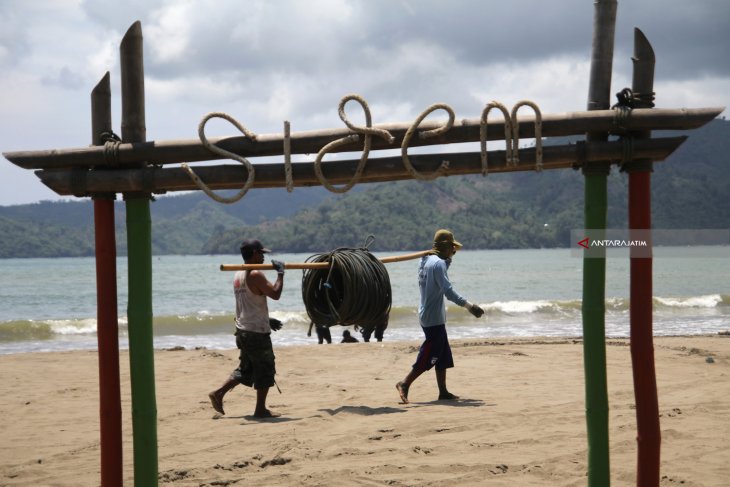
220;250;432;271
36;137;686;196
4;107;721;170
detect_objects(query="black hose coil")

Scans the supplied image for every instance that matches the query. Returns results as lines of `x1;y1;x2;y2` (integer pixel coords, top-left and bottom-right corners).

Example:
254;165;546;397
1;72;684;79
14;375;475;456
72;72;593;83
301;238;391;330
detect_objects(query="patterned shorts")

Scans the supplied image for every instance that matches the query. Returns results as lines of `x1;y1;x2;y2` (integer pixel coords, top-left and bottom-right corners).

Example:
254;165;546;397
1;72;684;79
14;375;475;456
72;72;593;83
232;331;276;389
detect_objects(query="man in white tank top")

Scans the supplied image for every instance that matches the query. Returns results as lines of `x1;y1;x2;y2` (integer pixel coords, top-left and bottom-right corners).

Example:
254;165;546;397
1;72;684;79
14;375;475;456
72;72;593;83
209;239;285;418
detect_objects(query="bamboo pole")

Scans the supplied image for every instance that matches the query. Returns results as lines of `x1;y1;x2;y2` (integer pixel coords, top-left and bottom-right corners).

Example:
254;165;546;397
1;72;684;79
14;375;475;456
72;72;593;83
628;28;661;487
120;21;158;486
34;136;687;196
220;250;432;271
582;1;616;485
2;107;722;170
91;71;123;487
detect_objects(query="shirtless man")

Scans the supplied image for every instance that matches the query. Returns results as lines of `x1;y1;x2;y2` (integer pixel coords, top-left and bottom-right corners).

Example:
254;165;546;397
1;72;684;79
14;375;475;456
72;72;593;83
208;239;285;418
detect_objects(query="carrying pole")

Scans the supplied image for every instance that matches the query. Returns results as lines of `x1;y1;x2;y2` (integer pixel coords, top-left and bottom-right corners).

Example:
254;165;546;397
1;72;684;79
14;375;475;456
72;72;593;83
627;28;661;487
582;1;616;485
91;72;123;487
220;249;432;271
121;21;158;486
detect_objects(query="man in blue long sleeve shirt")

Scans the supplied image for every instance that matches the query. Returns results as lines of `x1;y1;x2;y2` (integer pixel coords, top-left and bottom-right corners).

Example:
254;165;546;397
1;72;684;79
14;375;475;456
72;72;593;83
396;229;484;404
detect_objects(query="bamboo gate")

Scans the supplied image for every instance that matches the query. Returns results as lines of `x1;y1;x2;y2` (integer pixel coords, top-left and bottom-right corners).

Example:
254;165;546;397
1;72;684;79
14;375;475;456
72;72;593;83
2;4;724;486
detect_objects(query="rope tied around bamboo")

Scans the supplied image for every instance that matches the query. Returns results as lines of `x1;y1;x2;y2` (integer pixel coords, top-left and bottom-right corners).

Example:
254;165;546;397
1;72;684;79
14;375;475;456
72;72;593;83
301;236;392;333
611;88;654;171
100;131;122;167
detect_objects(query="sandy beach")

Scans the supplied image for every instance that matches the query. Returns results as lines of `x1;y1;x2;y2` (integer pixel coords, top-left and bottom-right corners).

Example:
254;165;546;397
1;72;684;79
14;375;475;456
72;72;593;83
1;335;728;486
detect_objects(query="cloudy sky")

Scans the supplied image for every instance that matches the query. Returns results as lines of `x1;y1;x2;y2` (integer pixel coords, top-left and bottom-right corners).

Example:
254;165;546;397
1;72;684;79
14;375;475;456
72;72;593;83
1;0;727;205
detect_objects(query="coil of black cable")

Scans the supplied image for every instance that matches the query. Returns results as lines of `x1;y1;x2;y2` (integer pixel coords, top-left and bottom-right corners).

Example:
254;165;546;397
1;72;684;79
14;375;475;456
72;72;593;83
301;238;391;330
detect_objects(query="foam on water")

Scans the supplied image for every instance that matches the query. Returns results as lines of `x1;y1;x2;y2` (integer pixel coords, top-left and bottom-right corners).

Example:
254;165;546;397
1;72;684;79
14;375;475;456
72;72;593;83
654;294;723;308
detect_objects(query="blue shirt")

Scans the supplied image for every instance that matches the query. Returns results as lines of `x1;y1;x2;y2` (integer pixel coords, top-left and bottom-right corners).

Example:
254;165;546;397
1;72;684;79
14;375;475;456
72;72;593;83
418;254;467;327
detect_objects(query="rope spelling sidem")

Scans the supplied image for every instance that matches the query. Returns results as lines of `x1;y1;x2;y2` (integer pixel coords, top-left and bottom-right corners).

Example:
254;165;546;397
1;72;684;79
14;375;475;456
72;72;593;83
187;95;544;203
301;236;392;331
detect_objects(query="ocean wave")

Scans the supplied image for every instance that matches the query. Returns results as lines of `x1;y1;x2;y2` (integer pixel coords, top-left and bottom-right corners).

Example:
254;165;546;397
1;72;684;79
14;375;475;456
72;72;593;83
269;310;311;327
0;319;97;342
654;294;724;309
2;293;727;344
483;300;557;315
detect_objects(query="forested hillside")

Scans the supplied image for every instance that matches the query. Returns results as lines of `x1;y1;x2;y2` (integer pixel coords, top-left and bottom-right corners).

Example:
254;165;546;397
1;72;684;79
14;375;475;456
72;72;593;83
0;187;336;257
1;118;728;257
204;119;730;253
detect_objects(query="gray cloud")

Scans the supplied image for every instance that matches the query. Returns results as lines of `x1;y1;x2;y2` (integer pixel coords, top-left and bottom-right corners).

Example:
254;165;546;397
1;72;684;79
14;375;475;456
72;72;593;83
41;66;86;90
0;2;31;68
1;0;727;205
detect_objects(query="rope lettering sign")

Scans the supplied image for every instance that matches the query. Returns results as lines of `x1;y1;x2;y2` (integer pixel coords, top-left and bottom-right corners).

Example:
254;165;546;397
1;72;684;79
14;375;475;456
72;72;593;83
182;94;544;203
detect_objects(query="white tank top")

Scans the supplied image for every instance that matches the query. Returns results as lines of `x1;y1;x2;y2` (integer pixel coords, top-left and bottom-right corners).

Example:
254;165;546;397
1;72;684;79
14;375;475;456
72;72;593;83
233;271;270;334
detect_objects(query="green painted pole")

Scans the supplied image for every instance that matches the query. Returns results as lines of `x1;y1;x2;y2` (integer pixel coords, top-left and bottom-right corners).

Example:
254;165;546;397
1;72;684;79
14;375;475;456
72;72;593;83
582;1;616;485
121;21;158;486
582;175;610;485
125;196;156;485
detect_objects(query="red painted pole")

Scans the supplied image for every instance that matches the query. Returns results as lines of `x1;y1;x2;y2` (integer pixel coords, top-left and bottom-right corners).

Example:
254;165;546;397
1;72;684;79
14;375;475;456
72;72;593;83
629;173;660;486
92;72;123;486
94;197;123;486
628;29;660;486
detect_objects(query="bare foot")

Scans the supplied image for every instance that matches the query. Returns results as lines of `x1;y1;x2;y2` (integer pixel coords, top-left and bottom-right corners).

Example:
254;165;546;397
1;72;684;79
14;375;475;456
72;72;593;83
438;391;459;401
208;391;225;415
396;381;409;404
253;409;281;418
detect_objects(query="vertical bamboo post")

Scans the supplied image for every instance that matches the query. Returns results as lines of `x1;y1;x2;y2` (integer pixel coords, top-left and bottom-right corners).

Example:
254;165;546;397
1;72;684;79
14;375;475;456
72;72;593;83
628;28;660;487
120;21;158;486
91;71;123;487
582;1;616;485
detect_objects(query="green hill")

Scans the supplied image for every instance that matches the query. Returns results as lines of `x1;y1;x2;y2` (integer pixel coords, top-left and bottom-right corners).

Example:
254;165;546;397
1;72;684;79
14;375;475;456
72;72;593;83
0;187;338;257
1;118;728;257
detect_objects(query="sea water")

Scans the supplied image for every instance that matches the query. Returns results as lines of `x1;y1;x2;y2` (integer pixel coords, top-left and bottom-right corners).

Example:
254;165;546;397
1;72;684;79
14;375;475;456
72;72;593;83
0;248;728;354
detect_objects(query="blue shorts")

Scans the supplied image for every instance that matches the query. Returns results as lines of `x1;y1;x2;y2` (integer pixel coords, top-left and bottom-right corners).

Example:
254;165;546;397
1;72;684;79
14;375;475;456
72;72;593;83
412;324;454;372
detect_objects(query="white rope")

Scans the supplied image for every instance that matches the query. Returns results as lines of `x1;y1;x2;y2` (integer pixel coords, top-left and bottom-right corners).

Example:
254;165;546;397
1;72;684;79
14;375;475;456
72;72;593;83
314;94;394;193
182;112;258;204
479;100;543;173
480;101;512;176
510;100;543;171
401;103;455;181
186;97;543;202
283;120;293;193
